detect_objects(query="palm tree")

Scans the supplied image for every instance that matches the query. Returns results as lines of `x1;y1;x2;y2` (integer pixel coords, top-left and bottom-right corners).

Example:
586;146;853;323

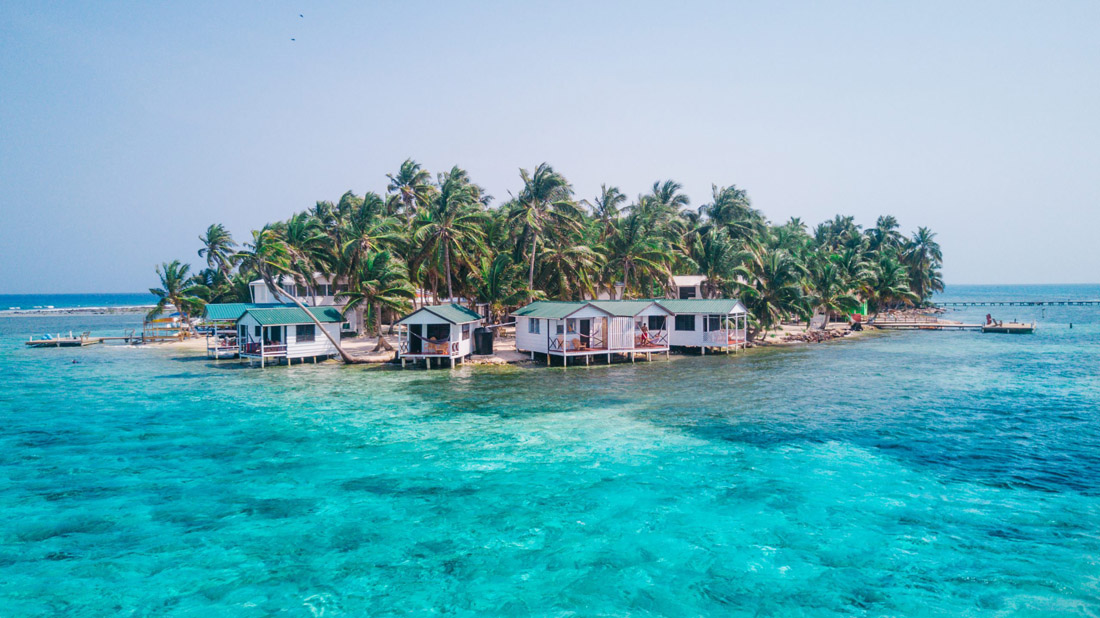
869;253;918;313
510;163;581;289
690;228;750;299
337;251;415;351
806;258;860;322
700;184;764;246
740;247;809;340
414;166;488;301
467;254;534;323
602;213;675;297
535;242;601;300
149;260;205;329
197;224;237;277
386;158;434;217
903;227;944;303
591;184;626;241
866;215;902;255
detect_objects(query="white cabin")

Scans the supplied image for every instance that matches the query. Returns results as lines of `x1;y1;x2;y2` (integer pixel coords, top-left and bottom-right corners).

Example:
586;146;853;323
656;299;748;353
396;304;485;368
249;274;360;333
236;306;344;367
512;300;674;366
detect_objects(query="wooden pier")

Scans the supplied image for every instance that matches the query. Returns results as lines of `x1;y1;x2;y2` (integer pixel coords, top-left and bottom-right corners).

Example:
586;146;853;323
871;320;982;331
938;300;1100;307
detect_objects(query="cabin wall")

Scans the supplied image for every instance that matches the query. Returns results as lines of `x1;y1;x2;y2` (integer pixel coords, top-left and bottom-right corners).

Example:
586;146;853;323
515;317;548;353
668;314;702;346
286;323;340;358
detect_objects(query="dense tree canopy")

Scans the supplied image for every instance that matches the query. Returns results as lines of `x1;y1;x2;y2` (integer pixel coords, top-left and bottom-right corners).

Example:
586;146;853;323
166;160;944;342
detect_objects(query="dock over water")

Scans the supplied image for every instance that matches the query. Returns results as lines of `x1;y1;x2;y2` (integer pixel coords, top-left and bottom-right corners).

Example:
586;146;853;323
937;300;1100;307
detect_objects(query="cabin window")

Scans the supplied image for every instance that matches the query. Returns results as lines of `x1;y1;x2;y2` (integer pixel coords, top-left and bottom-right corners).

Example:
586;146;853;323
679;287;697;299
462;324;471;340
674;315;695;331
283;284;297;297
254;325;262;338
705;315;722;331
556;323;564;335
296;324;315;342
648;316;666;331
527;318;540;334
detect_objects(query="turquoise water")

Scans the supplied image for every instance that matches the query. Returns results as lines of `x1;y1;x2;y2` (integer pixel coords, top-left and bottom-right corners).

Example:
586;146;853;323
2;286;1099;616
0;293;155;311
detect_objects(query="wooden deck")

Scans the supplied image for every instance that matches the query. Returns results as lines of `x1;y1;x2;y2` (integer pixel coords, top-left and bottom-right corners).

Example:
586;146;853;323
25;337;101;347
981;322;1036;334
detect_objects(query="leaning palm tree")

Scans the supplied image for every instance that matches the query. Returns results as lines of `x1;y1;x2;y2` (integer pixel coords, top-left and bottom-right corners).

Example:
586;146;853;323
236;226;358;363
149;260;205;330
197;224;237;278
509;163;582;290
337;251;415;351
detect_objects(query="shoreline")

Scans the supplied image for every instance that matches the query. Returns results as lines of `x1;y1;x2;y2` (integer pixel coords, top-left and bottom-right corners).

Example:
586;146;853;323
148;321;876;368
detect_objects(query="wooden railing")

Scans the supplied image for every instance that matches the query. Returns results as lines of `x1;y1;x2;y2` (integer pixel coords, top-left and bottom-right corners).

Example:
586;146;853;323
550;333;608;352
400;338;457;356
242;342;287;356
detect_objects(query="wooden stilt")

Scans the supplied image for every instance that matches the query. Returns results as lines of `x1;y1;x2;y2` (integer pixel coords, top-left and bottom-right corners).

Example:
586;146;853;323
401;358;406;368
585;355;589;366
450;357;455;369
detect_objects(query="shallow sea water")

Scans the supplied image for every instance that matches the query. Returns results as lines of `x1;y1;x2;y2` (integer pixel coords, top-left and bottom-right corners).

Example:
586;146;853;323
2;285;1099;616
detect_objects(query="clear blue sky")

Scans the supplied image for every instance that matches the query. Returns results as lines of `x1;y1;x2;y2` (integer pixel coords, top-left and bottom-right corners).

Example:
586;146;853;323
2;1;1098;293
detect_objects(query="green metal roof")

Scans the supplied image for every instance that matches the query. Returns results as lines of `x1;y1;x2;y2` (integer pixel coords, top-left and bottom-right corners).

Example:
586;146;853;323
202;302;285;322
397;303;483;325
511;301;590;319
425;303;483;323
242;306;345;326
655;298;747;314
589;300;669;316
512;300;672;319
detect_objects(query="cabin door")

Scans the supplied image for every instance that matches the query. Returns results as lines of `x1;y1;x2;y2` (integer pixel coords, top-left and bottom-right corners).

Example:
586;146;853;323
408;324;423;354
264;326;284;344
579;319;591;348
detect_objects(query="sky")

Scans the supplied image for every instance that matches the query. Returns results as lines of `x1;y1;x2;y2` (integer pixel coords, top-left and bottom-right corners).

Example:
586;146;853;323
2;1;1098;293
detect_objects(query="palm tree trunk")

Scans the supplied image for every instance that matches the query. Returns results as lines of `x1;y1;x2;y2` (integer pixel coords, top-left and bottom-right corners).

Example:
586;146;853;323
528;234;538;290
444;243;454;301
271;281;357;364
373;301;394;351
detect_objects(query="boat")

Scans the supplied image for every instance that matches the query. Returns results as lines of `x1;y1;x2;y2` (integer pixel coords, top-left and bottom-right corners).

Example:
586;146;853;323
26;332;100;347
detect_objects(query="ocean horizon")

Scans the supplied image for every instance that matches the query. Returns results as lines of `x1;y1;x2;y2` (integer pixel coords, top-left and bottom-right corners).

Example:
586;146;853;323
2;284;1098;615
